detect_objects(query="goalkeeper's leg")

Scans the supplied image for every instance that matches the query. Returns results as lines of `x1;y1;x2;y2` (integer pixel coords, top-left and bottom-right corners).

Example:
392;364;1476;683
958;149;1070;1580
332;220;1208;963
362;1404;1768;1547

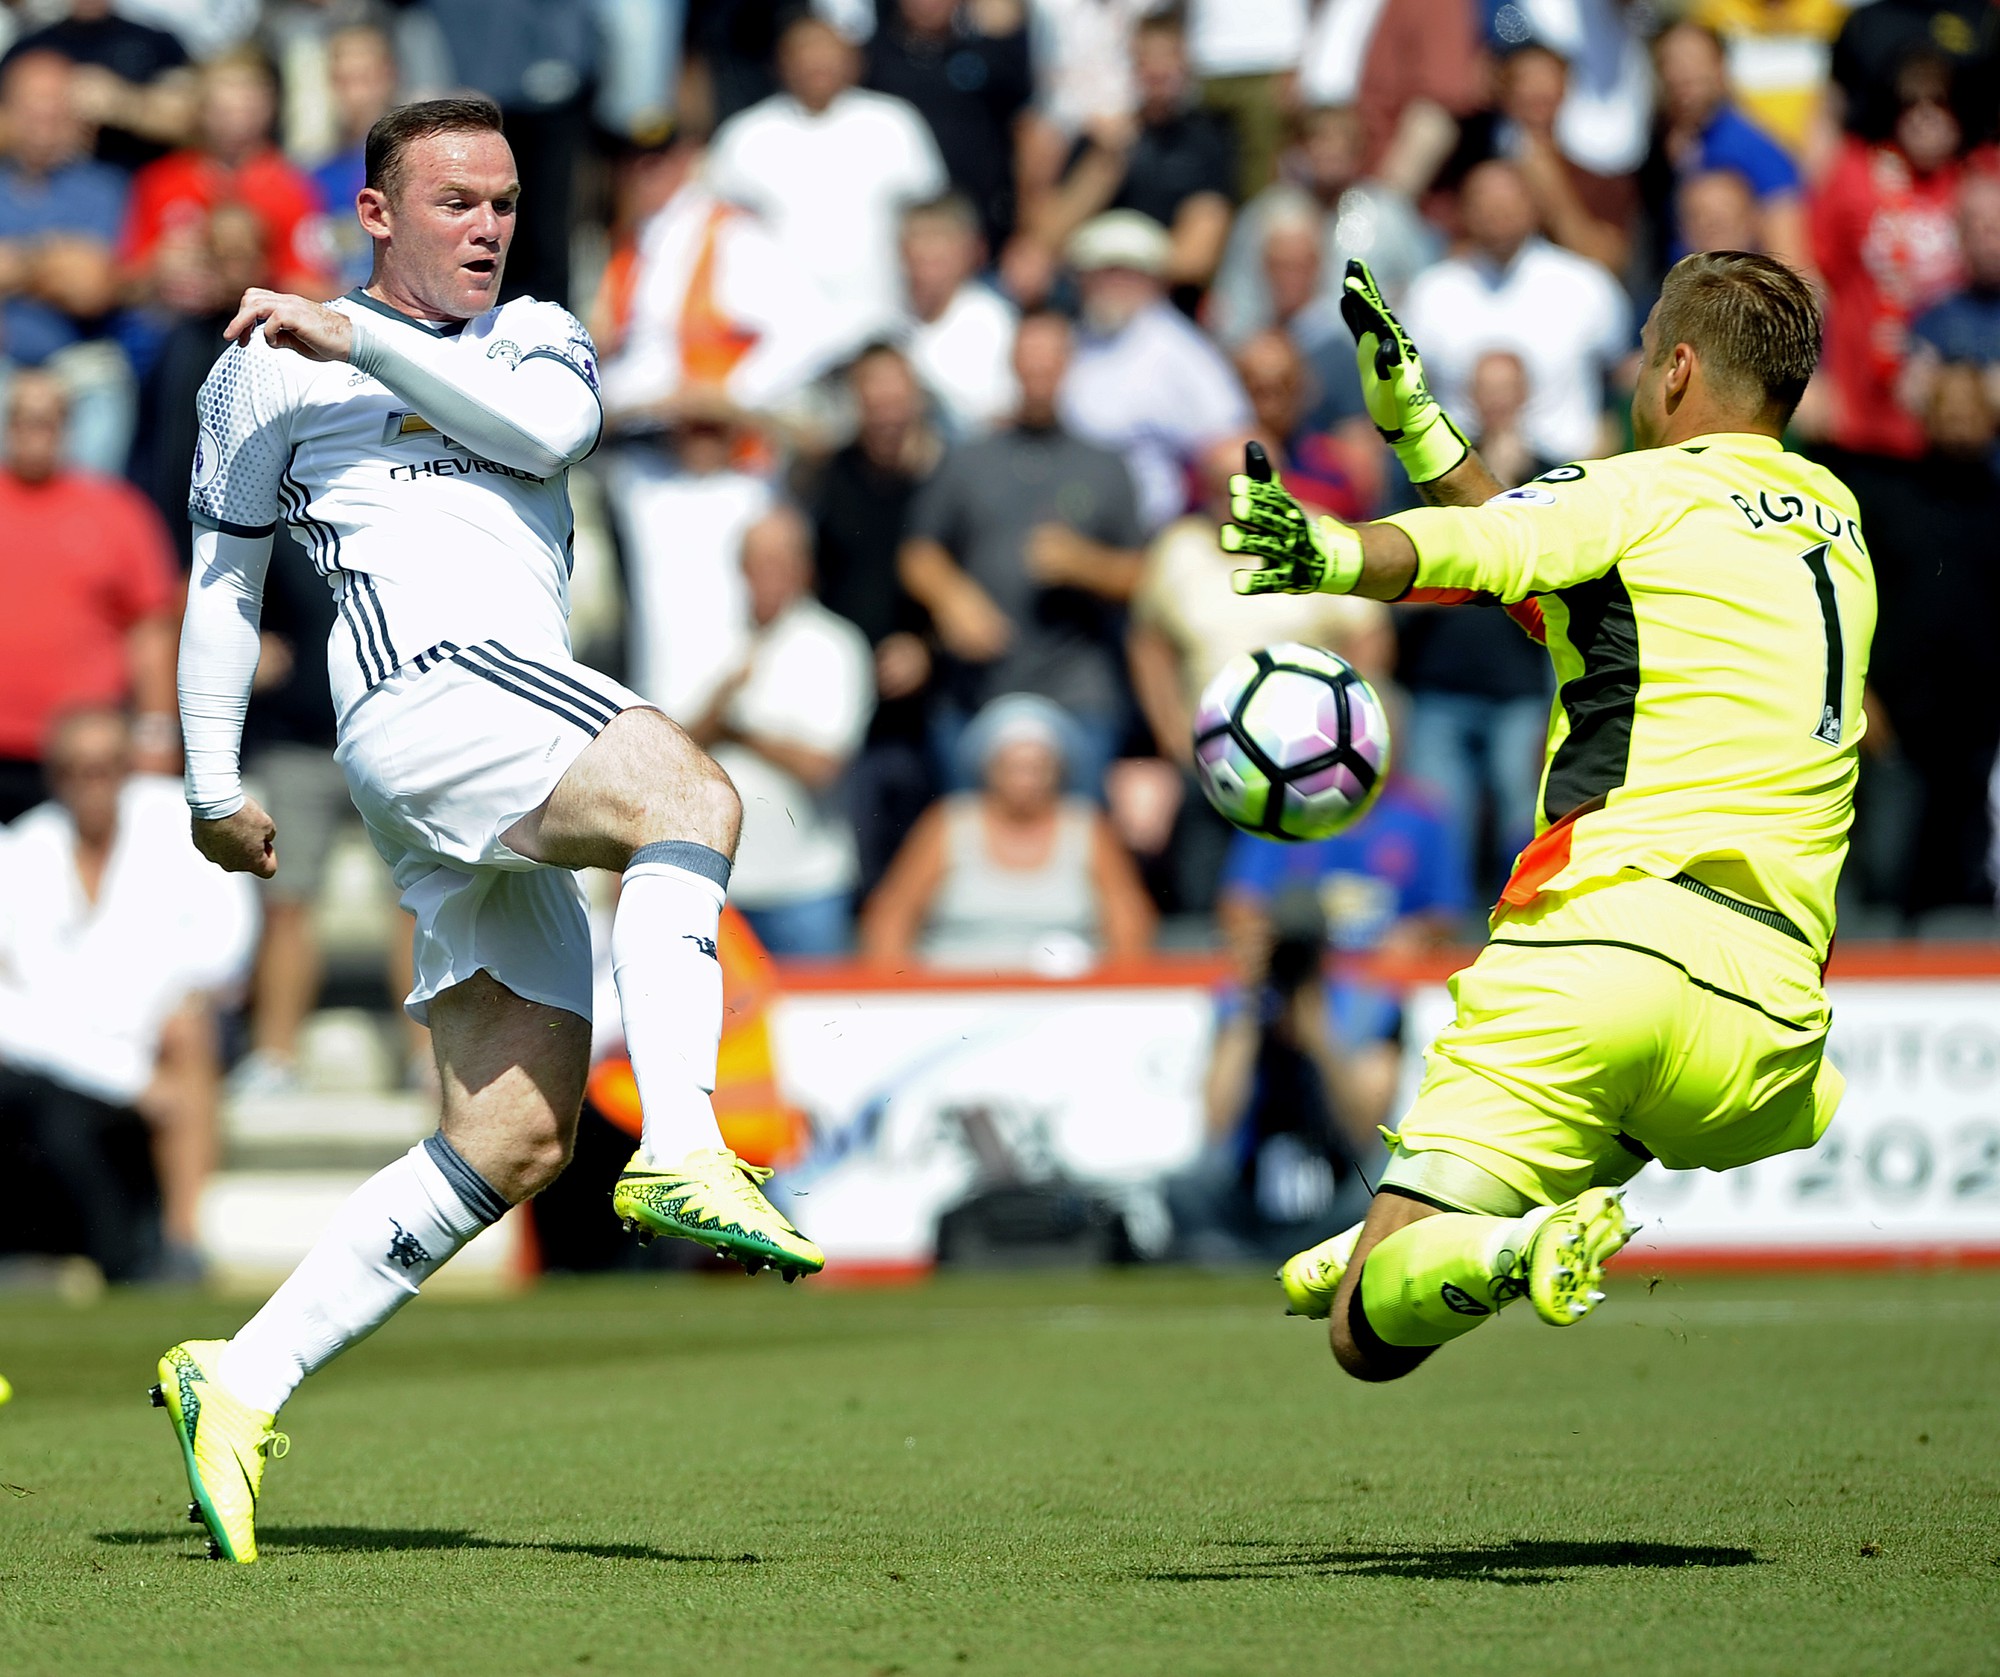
1327;1183;1638;1381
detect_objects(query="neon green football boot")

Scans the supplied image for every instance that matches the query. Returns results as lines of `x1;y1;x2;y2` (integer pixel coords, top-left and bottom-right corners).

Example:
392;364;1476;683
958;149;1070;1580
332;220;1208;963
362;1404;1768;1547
1277;1222;1366;1319
612;1147;824;1279
1519;1187;1639;1326
150;1340;288;1563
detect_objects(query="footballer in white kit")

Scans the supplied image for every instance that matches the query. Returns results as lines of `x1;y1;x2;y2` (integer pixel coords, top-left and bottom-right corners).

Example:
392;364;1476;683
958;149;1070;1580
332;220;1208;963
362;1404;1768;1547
191;287;635;1020
151;96;821;1567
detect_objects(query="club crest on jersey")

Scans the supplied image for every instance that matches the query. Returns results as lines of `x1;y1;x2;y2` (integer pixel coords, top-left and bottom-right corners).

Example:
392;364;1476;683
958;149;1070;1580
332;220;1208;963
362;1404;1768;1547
383;410;464;450
191;423;220;487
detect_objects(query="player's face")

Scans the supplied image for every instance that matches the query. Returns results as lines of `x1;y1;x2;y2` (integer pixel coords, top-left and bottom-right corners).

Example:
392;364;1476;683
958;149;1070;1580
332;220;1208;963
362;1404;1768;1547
377;130;520;318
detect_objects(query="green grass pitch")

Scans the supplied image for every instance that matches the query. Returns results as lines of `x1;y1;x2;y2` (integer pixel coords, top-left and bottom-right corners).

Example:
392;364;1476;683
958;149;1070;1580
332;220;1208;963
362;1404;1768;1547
3;1268;1998;1676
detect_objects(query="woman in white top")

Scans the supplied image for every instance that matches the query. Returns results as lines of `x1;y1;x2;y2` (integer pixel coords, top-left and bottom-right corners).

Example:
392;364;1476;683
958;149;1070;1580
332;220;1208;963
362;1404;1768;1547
860;694;1155;972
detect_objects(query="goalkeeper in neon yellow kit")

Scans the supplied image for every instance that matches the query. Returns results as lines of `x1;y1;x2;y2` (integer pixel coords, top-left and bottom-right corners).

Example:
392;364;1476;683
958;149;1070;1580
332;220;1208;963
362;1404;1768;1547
1224;252;1874;1382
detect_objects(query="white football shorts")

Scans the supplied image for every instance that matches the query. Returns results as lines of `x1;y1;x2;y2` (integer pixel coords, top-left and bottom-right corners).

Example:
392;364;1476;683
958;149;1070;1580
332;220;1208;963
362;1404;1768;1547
333;637;650;1025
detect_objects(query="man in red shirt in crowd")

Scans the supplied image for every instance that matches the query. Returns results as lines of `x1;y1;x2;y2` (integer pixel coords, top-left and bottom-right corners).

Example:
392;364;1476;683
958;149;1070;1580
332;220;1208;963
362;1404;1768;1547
1811;52;1975;459
120;45;330;300
0;369;179;821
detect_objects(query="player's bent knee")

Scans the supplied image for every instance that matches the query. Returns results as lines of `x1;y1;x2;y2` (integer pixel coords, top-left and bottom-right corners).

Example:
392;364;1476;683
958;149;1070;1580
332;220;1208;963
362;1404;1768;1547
1329;1267;1436;1383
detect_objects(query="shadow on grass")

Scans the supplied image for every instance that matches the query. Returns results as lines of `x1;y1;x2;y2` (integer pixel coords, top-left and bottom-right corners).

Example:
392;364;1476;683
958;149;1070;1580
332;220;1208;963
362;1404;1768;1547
96;1526;761;1565
1145;1538;1761;1587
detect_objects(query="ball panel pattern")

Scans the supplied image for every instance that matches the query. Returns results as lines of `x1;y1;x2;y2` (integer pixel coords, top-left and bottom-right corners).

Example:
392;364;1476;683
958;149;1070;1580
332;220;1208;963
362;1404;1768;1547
1189;642;1392;842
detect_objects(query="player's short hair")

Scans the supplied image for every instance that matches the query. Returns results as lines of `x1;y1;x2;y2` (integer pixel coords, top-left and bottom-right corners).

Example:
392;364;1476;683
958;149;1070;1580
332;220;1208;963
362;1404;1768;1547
365;96;506;204
1653;250;1821;421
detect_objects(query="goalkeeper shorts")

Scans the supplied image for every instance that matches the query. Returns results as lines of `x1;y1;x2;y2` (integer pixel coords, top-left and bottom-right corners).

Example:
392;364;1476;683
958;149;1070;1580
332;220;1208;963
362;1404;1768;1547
1383;872;1842;1214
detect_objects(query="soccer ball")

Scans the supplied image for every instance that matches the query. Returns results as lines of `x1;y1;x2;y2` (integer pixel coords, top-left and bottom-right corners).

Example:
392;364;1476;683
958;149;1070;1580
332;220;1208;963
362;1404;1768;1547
1190;643;1391;842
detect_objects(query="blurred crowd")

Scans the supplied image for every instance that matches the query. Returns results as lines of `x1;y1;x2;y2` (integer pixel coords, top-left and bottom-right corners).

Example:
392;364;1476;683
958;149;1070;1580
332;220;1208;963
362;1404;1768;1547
3;0;2000;1275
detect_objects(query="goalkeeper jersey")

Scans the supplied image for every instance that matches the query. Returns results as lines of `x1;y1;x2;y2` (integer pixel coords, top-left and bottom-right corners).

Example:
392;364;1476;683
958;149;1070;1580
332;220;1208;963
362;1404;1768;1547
1381;432;1875;960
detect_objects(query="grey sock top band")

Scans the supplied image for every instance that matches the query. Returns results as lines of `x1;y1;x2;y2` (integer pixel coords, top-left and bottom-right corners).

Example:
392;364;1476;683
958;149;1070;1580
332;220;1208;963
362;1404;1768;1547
628;839;731;889
424;1132;512;1226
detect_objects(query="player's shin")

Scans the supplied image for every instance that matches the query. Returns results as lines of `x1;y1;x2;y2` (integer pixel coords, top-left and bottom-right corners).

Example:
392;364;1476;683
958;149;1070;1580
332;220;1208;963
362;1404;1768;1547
612;841;732;1165
216;1134;507;1414
1354;1212;1540;1349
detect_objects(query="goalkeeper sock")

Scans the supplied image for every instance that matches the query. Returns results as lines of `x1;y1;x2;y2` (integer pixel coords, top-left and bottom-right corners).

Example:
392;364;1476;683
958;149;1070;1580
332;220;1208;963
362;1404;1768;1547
217;1135;506;1414
614;841;731;1167
1355;1210;1540;1349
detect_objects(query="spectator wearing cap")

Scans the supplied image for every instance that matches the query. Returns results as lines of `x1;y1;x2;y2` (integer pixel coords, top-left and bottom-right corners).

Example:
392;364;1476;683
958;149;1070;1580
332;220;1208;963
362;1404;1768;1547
1028;10;1237;304
687;508;876;957
2;0;195;175
898;193;1019;441
0;50;135;475
307;23;399;291
860;693;1155;971
1641;23;1809;279
0;371;179;824
1399;160;1630;466
1210;107;1437;347
121;46;333;302
708;15;948;359
867;0;1033;251
0;708;257;1282
1059;210;1252;532
901;309;1148;798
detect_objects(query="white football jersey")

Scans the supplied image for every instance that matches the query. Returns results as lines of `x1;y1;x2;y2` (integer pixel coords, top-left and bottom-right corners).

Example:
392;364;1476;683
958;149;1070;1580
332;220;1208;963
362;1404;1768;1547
189;291;601;721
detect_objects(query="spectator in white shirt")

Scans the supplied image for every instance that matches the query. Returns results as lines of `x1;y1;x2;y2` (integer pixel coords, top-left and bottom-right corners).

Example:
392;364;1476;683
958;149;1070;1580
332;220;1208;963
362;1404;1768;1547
608;413;774;722
0;709;256;1281
1058;210;1252;531
899;193;1019;440
1399;160;1631;465
707;15;948;359
689;508;876;956
596;137;846;426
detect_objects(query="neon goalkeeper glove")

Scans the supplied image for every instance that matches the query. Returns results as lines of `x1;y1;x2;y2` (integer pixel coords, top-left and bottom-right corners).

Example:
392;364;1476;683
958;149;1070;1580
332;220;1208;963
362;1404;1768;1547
1340;258;1470;485
1223;441;1365;596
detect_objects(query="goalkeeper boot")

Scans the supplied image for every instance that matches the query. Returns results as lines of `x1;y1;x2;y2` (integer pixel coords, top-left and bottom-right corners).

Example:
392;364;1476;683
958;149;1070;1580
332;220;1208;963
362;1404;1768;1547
1519;1188;1639;1327
613;1148;824;1280
1277;1222;1365;1319
149;1339;288;1563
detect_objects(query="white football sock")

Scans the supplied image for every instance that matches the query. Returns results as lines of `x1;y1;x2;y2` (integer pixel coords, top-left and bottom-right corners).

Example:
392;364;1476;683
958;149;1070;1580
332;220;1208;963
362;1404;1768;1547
614;841;731;1166
217;1135;508;1415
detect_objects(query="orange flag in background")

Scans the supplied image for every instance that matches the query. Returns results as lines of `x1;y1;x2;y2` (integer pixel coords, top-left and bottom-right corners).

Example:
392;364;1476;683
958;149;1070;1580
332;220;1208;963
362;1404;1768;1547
584;905;810;1168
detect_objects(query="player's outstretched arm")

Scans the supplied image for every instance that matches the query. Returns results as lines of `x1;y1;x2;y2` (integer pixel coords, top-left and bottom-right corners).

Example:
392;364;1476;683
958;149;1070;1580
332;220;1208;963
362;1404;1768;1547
1222;442;1418;601
181;525;278;878
1340;260;1504;509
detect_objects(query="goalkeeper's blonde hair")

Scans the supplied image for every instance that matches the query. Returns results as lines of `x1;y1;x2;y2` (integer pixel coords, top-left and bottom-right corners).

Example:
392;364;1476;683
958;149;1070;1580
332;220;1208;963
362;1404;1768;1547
1654;252;1821;422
